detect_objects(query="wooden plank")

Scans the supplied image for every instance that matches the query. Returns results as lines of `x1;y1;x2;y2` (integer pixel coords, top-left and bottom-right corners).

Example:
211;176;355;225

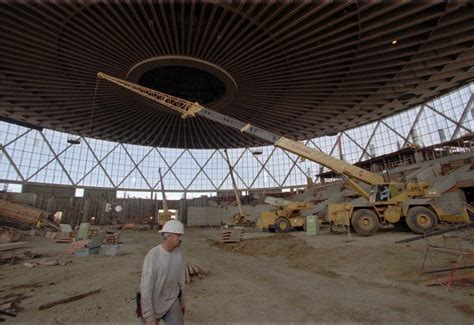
38;289;101;310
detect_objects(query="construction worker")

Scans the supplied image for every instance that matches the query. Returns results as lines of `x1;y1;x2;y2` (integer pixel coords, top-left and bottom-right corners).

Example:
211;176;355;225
140;219;186;325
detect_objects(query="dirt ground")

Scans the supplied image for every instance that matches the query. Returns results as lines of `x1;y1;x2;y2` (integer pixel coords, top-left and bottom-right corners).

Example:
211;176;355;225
1;225;473;324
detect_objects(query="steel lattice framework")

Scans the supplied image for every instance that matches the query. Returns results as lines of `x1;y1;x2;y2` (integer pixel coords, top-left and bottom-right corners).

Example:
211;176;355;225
1;1;474;149
0;84;473;193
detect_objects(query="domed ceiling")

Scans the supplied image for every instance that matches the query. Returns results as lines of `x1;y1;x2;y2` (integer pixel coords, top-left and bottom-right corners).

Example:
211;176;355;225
1;1;473;148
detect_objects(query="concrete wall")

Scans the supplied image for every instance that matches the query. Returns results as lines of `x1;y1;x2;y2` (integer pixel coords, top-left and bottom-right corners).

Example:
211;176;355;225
20;185;77;223
23;184;76;198
187;204;273;226
9;192;38;207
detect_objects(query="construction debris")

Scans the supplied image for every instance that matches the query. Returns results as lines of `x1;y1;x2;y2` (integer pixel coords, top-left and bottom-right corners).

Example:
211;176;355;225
185;262;209;284
0;227;21;243
104;232;120;245
55;231;74;243
23;256;71;268
0;302;17;321
220;226;244;243
65;231;122;256
0;242;28;251
1;250;70;267
0;255;21;265
0;199;46;226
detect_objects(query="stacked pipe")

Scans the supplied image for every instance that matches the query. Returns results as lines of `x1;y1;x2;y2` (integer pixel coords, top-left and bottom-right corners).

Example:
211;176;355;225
185;262;209;284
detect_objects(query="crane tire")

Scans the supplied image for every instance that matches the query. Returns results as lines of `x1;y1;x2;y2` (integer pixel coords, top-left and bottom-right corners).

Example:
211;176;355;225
351;209;379;236
406;206;438;234
274;217;291;233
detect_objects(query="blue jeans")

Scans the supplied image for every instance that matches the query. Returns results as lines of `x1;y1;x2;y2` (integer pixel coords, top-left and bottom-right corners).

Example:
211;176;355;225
140;298;184;325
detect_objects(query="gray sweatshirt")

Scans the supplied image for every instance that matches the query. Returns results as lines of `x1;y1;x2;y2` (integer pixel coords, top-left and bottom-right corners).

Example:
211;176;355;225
140;244;185;321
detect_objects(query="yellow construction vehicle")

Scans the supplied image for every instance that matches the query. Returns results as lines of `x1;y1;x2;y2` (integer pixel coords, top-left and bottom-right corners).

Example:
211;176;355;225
256;196;313;232
97;72;470;236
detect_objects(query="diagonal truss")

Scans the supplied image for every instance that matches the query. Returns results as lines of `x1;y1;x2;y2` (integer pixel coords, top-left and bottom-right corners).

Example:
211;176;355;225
0;84;472;192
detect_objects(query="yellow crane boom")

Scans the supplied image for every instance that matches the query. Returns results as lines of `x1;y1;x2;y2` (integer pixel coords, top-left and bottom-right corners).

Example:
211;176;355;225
97;72;469;236
97;72;383;200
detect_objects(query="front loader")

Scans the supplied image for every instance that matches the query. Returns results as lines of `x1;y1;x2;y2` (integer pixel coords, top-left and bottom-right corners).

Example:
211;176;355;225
256;196;314;233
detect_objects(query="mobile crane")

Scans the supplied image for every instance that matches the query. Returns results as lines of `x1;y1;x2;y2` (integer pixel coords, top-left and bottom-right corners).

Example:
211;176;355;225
97;72;469;236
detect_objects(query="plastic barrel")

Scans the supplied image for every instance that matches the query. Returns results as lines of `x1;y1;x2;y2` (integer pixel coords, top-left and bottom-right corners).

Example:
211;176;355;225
306;215;320;235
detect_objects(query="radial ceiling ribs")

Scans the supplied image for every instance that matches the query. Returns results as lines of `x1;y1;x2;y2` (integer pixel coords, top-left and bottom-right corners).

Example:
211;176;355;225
0;1;473;149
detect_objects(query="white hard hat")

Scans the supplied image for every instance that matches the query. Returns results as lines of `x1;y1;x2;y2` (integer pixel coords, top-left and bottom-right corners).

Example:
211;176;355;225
159;220;184;235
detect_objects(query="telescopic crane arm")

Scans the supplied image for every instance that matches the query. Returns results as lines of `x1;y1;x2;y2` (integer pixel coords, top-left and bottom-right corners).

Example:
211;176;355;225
97;72;384;199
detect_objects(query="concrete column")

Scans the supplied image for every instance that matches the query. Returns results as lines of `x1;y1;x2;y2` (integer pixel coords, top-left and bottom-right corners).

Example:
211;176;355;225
179;198;188;225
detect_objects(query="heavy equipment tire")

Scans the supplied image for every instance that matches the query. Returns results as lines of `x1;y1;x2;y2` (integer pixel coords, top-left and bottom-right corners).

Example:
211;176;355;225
351;209;379;236
406;206;438;234
274;217;291;233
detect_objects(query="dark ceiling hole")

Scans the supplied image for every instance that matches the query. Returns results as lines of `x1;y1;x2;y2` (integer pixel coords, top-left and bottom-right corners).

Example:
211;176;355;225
397;92;417;102
138;66;226;105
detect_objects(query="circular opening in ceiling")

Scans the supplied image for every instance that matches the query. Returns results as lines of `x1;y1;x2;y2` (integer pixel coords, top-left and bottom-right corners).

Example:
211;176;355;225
127;56;237;109
138;66;225;105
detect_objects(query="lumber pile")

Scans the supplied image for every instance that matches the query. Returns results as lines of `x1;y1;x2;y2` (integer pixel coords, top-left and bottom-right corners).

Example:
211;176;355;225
185;262;209;284
54;231;73;243
100;231;122;255
104;232;120;245
0;199;46;226
220;226;244;243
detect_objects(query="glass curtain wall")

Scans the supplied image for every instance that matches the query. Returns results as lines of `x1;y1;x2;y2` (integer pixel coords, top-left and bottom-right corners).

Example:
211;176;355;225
0;83;472;195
